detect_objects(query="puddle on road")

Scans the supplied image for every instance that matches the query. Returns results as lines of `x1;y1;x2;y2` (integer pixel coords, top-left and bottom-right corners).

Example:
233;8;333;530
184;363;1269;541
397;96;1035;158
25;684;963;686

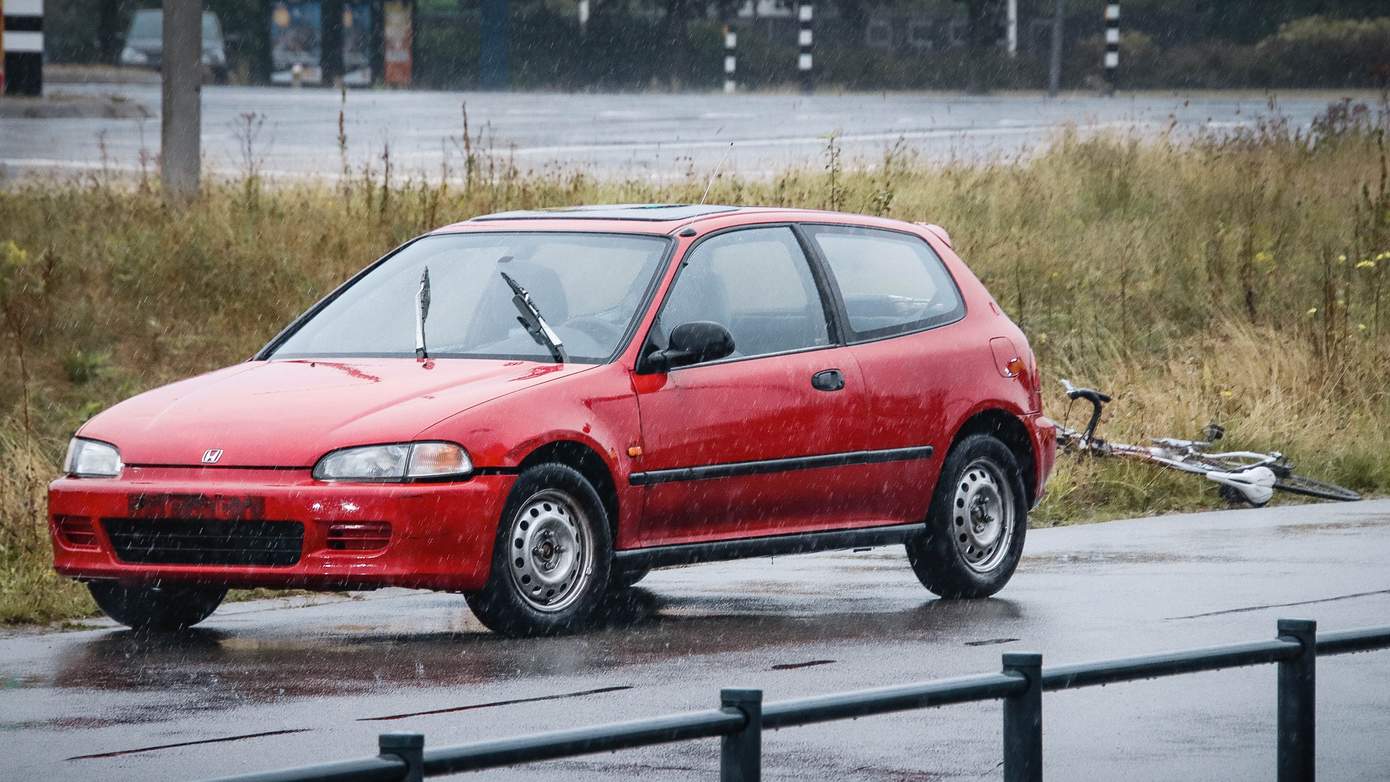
1022;550;1227;571
35;588;1027;725
1275;515;1390;536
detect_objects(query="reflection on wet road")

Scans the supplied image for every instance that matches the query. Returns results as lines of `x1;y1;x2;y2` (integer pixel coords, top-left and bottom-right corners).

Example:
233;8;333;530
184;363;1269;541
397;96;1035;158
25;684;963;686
4;501;1390;780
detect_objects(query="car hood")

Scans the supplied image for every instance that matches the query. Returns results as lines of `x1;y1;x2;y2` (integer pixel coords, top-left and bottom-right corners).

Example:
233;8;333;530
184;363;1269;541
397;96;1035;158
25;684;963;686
80;358;592;468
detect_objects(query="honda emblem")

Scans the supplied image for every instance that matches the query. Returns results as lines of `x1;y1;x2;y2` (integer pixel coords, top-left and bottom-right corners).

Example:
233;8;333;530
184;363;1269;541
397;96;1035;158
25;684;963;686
201;449;223;464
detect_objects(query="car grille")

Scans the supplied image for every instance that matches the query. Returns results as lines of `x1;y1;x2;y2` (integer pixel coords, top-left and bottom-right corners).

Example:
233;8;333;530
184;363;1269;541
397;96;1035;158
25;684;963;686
101;518;304;567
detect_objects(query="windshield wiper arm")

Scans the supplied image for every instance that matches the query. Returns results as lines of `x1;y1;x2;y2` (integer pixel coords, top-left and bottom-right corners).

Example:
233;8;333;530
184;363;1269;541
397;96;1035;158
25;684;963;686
415;266;431;359
501;271;567;363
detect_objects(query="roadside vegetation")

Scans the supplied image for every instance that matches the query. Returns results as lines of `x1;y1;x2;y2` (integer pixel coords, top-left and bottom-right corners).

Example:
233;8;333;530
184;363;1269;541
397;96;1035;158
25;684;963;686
2;98;1388;625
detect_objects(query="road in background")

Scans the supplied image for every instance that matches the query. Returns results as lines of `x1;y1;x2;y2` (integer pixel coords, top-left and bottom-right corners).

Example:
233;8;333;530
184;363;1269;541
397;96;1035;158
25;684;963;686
3;500;1389;780
0;87;1369;181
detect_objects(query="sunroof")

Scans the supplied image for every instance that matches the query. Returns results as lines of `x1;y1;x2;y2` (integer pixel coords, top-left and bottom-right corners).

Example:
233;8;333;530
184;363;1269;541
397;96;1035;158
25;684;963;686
473;204;740;222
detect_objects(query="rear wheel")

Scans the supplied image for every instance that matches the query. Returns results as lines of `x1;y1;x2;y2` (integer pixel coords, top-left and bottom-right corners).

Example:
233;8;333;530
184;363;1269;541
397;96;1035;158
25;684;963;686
87;581;226;631
907;434;1028;599
466;463;612;636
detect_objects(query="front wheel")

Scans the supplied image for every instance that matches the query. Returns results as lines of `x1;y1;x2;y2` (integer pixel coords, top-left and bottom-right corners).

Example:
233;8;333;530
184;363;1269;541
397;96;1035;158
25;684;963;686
87;581;226;630
906;434;1028;599
465;463;612;636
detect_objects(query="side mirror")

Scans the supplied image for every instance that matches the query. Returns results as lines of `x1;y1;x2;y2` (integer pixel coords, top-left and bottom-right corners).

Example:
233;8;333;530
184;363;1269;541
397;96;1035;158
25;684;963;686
645;321;735;372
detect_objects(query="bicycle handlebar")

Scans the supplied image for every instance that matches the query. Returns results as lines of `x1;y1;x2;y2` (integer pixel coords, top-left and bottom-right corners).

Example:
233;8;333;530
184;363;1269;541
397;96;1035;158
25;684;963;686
1060;379;1112;405
1059;379;1111;443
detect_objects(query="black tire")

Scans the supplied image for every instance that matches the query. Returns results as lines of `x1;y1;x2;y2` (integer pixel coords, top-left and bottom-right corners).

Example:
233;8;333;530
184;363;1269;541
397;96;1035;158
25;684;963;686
906;434;1028;599
465;463;613;636
1274;473;1362;502
87;581;226;631
608;564;651;591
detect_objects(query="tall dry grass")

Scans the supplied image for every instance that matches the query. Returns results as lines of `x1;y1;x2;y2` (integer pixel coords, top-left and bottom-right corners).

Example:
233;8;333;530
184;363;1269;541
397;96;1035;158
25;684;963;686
2;98;1388;622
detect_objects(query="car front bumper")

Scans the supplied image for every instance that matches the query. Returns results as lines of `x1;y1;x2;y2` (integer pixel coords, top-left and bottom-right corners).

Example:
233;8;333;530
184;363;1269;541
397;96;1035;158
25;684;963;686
48;466;514;592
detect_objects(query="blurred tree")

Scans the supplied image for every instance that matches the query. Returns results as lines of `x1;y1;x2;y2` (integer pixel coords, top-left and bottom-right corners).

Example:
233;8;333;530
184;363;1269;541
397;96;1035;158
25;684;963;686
963;0;1004;92
97;0;139;62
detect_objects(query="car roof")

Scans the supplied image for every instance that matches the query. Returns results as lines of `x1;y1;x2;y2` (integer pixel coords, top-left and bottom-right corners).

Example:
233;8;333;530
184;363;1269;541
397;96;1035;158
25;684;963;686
471;204;741;222
434;204;931;237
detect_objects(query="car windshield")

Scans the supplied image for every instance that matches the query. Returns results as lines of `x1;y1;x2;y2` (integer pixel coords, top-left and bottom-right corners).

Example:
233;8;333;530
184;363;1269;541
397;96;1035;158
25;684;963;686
128;10;223;42
270;232;670;363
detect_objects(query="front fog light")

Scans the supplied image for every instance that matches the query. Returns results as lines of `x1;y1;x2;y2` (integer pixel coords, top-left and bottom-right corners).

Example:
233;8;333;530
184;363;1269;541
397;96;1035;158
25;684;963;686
64;438;123;478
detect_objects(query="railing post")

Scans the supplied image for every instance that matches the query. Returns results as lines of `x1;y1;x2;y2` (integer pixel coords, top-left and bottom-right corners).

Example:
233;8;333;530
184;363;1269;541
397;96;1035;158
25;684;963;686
379;732;425;782
1277;619;1317;782
720;688;762;782
1002;652;1043;782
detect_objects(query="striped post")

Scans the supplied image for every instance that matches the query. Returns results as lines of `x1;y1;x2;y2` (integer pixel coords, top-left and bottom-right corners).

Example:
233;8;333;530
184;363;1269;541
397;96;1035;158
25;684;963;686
723;25;736;94
797;3;813;94
1005;0;1018;58
1103;1;1119;94
2;0;43;96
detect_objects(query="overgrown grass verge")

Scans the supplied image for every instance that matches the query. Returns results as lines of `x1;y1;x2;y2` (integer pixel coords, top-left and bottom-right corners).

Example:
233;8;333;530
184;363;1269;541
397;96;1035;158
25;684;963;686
3;99;1388;624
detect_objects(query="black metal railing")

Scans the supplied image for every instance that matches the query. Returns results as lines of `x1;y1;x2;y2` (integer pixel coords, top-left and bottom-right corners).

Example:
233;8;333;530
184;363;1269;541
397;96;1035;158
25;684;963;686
209;619;1390;782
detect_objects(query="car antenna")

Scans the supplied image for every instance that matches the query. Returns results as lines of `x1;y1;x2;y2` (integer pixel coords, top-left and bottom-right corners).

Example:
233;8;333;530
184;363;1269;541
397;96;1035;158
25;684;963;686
415;266;431;360
699;142;734;206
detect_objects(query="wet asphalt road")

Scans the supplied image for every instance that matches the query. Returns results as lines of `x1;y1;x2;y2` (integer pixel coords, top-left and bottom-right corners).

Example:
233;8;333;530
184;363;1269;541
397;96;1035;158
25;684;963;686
0;86;1374;180
3;500;1390;780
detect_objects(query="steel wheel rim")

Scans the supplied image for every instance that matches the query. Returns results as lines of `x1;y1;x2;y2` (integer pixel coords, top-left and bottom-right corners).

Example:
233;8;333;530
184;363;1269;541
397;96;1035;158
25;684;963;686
951;459;1015;573
507;489;593;612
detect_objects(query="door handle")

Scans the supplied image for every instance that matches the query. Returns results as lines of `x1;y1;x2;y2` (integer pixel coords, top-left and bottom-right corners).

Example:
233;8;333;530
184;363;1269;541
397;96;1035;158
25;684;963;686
812;369;845;392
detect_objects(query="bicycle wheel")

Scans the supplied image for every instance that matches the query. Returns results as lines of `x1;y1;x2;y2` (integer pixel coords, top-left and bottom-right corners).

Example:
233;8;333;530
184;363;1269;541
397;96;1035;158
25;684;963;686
1272;473;1361;502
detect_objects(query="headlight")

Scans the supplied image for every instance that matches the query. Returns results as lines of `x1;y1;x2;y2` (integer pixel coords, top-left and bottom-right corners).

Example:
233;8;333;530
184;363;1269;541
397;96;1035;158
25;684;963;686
64;438;123;478
313;442;472;482
120;47;148;65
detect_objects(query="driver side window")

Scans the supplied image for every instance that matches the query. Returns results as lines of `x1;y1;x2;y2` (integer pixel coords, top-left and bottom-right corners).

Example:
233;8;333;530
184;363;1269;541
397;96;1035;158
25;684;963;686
658;227;831;361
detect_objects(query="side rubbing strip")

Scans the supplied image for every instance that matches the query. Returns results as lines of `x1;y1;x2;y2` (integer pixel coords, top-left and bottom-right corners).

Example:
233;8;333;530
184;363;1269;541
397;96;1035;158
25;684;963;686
628;445;933;486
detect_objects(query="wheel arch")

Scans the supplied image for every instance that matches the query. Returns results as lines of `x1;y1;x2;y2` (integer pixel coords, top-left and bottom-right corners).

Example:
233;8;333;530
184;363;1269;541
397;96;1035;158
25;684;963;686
947;408;1038;509
517;440;621;541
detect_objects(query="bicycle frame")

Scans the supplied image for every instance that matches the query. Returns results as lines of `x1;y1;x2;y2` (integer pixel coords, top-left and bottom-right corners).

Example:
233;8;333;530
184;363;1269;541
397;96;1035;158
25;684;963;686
1054;379;1359;505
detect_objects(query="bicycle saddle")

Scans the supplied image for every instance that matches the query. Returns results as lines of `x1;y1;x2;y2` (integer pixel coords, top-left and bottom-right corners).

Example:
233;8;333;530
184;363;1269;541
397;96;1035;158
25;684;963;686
1205;466;1276;507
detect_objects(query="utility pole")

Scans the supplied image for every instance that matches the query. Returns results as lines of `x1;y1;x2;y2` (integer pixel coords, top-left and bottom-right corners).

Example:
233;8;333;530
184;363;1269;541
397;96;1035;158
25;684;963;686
1047;0;1064;97
161;0;201;201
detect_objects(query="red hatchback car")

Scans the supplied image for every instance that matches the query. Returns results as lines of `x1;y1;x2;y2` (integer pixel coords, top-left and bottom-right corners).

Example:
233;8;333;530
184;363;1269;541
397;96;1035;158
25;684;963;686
50;205;1054;636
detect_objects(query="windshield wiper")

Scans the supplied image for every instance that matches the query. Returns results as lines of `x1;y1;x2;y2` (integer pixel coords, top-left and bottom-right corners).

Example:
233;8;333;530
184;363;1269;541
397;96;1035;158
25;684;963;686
415;266;431;359
500;271;567;363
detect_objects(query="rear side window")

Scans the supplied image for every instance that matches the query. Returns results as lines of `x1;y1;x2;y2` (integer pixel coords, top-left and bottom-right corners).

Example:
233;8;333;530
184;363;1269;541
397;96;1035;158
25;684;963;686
806;226;965;340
